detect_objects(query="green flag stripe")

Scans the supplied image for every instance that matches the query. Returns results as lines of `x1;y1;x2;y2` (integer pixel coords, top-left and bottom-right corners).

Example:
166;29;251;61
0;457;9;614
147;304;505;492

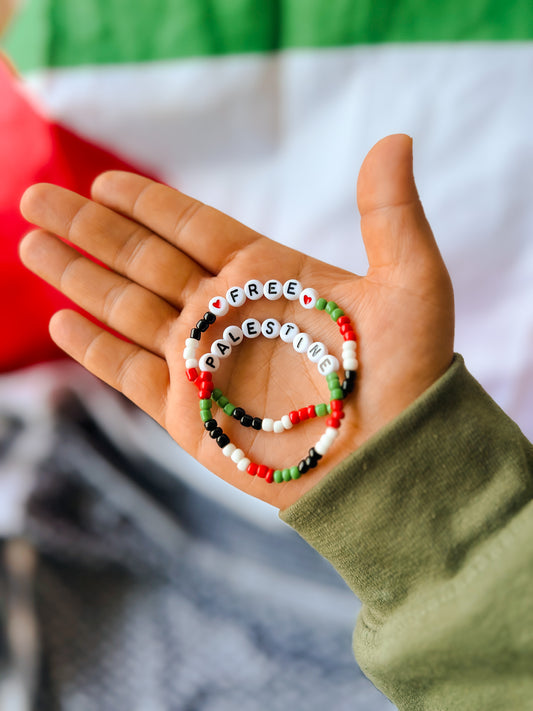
3;0;533;71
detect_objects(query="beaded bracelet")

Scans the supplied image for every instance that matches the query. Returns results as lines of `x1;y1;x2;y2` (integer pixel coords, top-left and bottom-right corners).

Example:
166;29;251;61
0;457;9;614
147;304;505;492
183;279;358;482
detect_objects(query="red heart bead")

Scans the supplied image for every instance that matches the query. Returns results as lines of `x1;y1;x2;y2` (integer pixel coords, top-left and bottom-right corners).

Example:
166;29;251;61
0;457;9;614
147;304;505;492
303;295;312;305
212;299;221;308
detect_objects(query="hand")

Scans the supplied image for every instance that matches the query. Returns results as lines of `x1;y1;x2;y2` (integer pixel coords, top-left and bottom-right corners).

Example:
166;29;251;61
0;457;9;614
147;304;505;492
19;134;454;510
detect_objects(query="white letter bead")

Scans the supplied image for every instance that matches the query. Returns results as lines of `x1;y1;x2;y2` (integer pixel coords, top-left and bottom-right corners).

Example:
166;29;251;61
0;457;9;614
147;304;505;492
317;355;339;375
222;443;236;458
198;353;220;372
208;296;229;316
280;322;300;343
237;457;251;472
282;279;302;300
343;358;358;371
244;279;263;300
299;287;319;309
242;318;261;338
307;341;328;363
185;338;199;349
262;418;274;432
226;286;246;307
281;415;293;430
231;448;245;463
293;332;312;353
183;346;197;360
273;420;284;433
263;279;283;300
261;318;281;339
342;340;357;353
223;325;244;346
185;358;198;369
211;339;232;358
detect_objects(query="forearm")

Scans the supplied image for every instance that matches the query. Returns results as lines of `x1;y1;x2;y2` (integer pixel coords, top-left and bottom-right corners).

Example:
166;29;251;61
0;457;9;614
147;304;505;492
281;355;533;710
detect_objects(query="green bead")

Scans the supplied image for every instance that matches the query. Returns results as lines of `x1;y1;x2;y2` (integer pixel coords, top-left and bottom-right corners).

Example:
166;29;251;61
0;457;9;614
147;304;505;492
218;395;229;408
325;300;338;314
290;466;301;480
330;387;344;400
331;307;344;321
315;403;328;417
326;372;340;384
199;398;212;409
282;468;292;482
212;388;222;401
315;297;327;310
273;470;283;483
326;404;332;414
223;403;236;416
200;410;212;422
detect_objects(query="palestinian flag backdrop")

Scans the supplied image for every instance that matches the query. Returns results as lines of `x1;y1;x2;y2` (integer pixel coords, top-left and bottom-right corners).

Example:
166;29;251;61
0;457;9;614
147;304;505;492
1;0;533;439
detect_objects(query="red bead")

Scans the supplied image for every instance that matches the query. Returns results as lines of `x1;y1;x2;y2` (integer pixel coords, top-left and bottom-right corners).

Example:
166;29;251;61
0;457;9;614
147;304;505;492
339;323;352;334
343;331;356;341
289;411;300;425
257;464;268;478
186;368;198;382
337;315;351;326
330;399;343;411
199;371;212;381
202;381;214;393
326;416;341;428
331;410;345;420
307;405;317;418
247;462;258;476
265;468;274;483
298;407;309;421
198;388;211;399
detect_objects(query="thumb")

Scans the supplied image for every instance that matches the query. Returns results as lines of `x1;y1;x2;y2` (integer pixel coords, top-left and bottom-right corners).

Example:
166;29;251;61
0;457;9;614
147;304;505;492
357;134;440;275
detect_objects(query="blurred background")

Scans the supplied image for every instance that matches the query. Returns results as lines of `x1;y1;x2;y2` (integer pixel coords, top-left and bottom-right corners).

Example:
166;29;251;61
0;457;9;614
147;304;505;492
0;1;532;709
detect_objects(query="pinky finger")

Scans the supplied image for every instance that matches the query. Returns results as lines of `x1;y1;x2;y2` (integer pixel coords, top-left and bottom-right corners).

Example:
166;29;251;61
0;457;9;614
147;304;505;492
50;310;170;426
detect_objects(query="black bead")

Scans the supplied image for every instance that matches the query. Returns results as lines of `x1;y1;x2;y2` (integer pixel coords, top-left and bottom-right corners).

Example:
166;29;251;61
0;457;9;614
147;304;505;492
196;319;209;332
209;427;223;439
204;311;216;324
240;414;253;428
204;419;217;431
342;379;355;396
232;407;246;420
305;455;317;469
190;327;201;340
216;433;230;448
308;447;322;461
298;459;309;474
251;417;262;430
344;370;357;382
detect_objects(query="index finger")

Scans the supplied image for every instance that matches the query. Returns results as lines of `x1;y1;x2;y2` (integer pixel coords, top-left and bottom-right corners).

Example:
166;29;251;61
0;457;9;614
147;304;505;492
91;171;264;274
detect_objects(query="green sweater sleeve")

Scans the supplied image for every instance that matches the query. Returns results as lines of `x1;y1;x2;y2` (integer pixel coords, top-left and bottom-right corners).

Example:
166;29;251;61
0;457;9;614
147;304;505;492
280;355;533;710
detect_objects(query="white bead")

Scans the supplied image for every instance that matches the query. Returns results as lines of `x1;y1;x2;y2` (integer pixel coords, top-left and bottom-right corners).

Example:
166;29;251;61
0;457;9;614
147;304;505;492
263;279;283;300
282;279;302;300
185;338;199;349
314;439;328;456
237;457;251;472
223;325;244;346
244;279;263;300
317;354;339;375
262;418;274;432
226;286;246;307
299;287;319;309
281;415;293;430
307;341;327;363
273;420;284;433
211;339;232;358
325;427;340;440
293;332;312;353
222;443;236;458
185;358;198;369
261;318;281;339
198;353;220;372
242;318;261;338
343;358;358;371
342;340;357;353
208;295;229;316
280;322;300;343
183;346;197;360
231;448;245;463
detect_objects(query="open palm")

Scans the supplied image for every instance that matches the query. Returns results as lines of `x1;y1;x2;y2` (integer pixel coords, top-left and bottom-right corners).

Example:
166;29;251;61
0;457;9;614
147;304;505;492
19;134;454;510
